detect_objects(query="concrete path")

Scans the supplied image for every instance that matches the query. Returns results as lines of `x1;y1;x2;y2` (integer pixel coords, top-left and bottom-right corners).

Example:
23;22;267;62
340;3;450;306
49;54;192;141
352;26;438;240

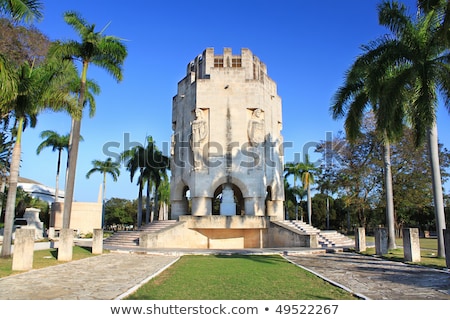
0;249;449;300
0;253;179;300
285;252;450;300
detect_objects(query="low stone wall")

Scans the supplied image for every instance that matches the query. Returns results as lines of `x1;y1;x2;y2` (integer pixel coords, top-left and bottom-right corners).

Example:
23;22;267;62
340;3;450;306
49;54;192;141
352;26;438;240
140;216;318;249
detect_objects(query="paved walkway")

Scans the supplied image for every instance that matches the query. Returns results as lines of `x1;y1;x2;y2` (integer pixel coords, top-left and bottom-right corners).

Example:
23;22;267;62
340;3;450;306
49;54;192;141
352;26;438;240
0;249;449;300
0;253;179;300
285;252;450;300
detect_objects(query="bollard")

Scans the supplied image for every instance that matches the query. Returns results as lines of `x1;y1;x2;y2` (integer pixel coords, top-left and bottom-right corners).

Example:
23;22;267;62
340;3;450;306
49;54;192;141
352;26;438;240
58;228;74;261
375;227;388;256
355;227;366;253
92;229;104;255
12;228;35;271
403;228;421;262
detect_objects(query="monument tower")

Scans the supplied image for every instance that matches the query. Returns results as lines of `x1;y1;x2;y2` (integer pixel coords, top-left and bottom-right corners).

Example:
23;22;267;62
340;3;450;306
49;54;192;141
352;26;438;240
170;48;284;220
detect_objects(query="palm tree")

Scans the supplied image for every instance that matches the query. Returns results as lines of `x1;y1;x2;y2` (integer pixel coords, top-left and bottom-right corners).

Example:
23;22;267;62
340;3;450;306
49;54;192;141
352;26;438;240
331;53;405;249
143;136;169;222
50;11;127;229
0;59;77;257
0;0;43;22
36;130;70;202
158;177;170;220
0;132;12;216
299;154;317;226
284;162;303;220
349;1;449;257
86;157;120;228
122;144;145;228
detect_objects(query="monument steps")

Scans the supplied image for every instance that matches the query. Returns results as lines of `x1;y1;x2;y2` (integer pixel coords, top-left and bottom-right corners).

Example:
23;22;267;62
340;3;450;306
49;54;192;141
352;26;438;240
103;220;178;248
280;220;354;248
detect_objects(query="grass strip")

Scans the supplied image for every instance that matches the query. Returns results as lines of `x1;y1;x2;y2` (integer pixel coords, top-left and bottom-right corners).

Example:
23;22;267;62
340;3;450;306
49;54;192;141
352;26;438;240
126;254;359;300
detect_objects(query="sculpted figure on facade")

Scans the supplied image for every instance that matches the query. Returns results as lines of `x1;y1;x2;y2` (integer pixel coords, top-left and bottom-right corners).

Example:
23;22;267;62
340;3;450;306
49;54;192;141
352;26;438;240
248;108;265;147
191;108;208;169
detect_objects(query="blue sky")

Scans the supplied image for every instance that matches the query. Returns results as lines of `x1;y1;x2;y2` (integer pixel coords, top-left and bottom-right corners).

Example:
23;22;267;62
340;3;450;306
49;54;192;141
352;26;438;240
18;0;449;202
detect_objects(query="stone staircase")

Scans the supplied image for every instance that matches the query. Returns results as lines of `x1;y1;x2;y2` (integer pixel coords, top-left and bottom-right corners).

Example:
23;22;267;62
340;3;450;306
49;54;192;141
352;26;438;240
279;220;354;248
103;220;178;249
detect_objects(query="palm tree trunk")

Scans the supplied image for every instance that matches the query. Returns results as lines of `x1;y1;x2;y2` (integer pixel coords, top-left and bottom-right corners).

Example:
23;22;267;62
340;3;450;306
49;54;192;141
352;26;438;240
137;174;143;228
63;118;81;228
145;180;150;224
383;140;396;250
427;121;446;258
1;118;23;257
63;61;87;229
307;184;312;225
55;149;61;202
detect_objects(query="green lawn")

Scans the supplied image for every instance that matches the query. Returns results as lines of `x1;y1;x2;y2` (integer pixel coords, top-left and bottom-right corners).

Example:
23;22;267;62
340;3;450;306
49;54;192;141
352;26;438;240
0;246;98;278
126;255;359;300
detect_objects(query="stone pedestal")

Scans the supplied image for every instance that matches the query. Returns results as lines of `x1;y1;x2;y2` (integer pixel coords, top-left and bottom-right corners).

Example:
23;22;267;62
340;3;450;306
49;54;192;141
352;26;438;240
375;227;388;255
92;229;103;255
58;228;74;261
355;227;366;253
23;207;44;239
220;184;236;216
444;229;450;269
403;228;421;262
12;228;35;271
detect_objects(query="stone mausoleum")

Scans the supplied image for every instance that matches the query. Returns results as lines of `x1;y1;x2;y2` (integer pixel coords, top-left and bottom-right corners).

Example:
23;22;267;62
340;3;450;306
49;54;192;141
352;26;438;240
170;48;284;220
127;48;352;250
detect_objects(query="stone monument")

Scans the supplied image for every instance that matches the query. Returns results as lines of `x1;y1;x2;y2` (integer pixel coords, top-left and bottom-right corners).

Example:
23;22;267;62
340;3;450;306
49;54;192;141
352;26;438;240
170;48;284;220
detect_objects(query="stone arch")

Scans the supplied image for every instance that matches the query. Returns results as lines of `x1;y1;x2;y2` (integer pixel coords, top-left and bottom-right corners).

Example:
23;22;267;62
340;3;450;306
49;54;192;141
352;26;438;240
210;175;250;199
212;184;245;215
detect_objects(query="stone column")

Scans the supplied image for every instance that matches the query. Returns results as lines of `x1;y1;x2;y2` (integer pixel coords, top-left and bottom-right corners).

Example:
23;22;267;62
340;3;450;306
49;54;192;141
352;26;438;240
12;228;35;271
92;229;103;255
266;200;284;220
355;227;366;253
191;197;212;216
403;228;421;262
444;229;450;269
375;227;388;255
58;228;74;261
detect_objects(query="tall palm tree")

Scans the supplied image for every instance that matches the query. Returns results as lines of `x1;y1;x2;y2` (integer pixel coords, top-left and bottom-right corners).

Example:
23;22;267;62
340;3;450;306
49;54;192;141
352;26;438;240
0;0;43;22
299;154;317;225
0;59;77;257
158;177;170;220
86;157;120;228
331;54;405;250
349;1;449;257
36;130;70;202
143;136;169;222
284;162;303;220
122;145;145;228
50;11;127;229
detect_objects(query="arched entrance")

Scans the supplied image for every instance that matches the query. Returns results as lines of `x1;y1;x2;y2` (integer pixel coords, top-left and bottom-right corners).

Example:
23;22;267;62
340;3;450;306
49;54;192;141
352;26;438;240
212;184;244;215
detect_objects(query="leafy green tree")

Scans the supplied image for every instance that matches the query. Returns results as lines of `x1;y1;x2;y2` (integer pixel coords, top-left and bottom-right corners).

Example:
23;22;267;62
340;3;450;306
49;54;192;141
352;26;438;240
104;197;136;228
50;11;127;229
86;157;121;227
